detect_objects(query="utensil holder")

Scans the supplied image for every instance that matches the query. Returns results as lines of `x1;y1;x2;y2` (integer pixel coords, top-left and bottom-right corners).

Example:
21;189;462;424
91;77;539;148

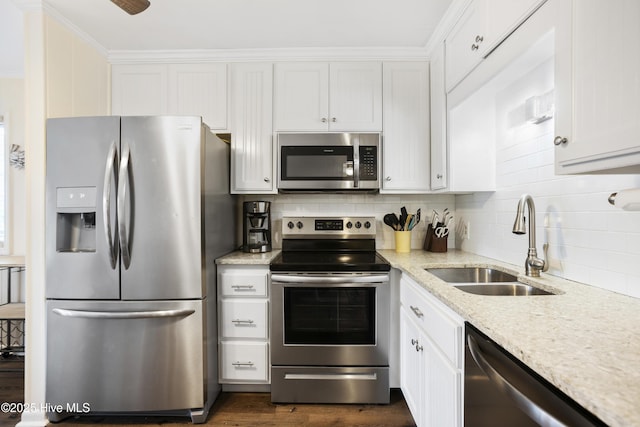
423;224;448;252
394;231;411;253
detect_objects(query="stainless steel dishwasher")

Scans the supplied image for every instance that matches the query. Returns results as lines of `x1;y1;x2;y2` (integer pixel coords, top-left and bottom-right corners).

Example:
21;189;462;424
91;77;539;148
464;323;606;427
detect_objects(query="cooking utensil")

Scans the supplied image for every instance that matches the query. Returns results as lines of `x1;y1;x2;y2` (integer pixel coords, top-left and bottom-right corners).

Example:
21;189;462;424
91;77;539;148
431;211;439;228
405;214;413;231
400;207;408;230
435;226;449;238
384;213;399;231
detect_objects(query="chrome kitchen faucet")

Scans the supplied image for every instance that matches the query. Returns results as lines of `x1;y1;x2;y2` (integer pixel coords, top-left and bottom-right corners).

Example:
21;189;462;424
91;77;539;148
512;194;548;277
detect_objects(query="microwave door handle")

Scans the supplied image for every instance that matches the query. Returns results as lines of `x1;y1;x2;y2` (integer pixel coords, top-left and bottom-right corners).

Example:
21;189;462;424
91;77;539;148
353;137;360;188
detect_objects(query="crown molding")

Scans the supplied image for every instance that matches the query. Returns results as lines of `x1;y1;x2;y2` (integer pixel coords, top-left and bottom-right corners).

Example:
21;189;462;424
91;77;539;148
41;2;109;57
108;46;429;64
424;0;471;56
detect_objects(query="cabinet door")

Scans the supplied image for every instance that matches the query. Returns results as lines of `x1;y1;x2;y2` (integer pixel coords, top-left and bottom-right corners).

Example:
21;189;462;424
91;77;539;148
168;63;227;130
429;44;448;190
230;63;275;193
111;64;168;116
381;62;430;193
400;309;423;426
425;343;461;427
273;62;328;131
484;0;546;56
445;0;487;92
329;62;382;131
555;0;640;174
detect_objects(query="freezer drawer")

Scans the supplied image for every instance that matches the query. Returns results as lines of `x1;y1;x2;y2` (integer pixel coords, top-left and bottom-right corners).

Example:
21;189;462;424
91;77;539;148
46;299;206;416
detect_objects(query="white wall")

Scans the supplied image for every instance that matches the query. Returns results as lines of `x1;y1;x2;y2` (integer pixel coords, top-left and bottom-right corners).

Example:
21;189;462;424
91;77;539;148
456;58;640;298
0;78;26;256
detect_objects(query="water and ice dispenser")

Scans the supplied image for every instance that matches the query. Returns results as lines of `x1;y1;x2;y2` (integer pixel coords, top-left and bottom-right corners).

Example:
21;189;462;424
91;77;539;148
55;187;97;253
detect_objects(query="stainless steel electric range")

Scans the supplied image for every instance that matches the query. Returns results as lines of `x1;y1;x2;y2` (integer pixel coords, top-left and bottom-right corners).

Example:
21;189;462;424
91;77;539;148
269;216;391;404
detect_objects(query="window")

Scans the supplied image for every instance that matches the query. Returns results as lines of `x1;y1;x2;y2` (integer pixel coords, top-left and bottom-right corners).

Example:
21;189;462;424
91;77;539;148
0;115;6;253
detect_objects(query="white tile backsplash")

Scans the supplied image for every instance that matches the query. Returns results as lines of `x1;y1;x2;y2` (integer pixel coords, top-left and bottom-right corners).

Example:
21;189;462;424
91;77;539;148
241;193;456;251
456;57;640;298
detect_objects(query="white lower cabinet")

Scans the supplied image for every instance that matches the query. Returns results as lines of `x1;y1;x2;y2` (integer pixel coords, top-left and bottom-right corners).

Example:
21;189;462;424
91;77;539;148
217;265;270;385
400;274;463;427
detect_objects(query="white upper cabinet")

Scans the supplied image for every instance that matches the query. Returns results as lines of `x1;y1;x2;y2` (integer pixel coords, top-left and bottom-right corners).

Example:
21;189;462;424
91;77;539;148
112;64;168;116
445;0;487;92
229;63;275;194
274;62;382;132
554;0;640;174
168;63;228;130
381;62;431;193
112;63;228;130
445;0;546;92
429;43;448;191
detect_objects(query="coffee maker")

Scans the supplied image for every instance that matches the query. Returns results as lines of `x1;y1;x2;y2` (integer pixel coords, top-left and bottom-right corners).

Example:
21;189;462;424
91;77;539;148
243;201;272;253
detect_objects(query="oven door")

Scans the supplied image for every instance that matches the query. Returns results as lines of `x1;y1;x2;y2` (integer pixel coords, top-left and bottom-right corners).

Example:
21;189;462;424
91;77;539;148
271;273;390;366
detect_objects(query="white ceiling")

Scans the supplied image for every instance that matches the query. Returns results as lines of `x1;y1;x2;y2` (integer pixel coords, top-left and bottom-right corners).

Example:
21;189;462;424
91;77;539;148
43;0;453;51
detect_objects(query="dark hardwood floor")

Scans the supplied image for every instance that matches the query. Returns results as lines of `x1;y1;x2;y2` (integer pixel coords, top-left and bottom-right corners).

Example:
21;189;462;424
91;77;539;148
54;391;415;427
0;357;23;427
0;362;415;427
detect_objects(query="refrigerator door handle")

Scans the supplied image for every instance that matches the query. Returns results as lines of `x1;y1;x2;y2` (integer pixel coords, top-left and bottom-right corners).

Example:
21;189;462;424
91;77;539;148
103;141;119;269
52;307;196;319
118;142;132;269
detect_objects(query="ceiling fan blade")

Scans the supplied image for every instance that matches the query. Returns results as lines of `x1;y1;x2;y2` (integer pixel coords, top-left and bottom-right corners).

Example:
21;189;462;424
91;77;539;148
111;0;150;15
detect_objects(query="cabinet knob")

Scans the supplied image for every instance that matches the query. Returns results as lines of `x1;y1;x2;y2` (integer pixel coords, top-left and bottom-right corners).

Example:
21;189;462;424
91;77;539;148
553;136;568;146
321;118;328;123
264;177;270;182
385;176;392;181
436;174;443;179
331;117;337;122
471;44;479;51
475;35;484;43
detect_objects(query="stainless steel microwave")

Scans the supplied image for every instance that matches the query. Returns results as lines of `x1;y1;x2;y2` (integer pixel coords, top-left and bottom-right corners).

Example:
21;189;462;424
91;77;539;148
277;133;381;192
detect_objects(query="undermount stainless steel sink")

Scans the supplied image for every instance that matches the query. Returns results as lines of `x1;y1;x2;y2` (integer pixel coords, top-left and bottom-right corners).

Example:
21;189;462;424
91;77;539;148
454;283;553;296
427;267;518;283
426;267;554;296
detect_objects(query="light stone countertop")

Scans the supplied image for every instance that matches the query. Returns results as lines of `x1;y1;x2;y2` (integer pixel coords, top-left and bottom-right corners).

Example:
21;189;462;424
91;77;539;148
216;250;280;265
379;249;639;427
215;248;639;426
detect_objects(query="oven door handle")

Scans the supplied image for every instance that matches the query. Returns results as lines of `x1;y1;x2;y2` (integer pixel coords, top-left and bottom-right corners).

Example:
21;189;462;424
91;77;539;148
271;274;388;285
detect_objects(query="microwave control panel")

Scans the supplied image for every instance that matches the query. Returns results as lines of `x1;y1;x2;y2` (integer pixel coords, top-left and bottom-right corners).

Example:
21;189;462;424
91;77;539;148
359;146;378;180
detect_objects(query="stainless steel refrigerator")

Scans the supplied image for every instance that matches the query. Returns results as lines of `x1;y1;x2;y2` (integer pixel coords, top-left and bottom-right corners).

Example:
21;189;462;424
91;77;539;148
44;116;236;423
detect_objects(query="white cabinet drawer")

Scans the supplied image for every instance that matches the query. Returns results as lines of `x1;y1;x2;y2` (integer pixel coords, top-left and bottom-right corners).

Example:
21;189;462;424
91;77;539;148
219;270;268;297
400;276;463;368
220;300;268;339
220;342;269;383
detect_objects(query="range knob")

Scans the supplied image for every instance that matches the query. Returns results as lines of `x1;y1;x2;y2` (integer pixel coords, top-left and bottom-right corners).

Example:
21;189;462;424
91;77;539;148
287;221;295;229
355;221;362;229
364;221;371;229
346;221;353;229
296;221;304;229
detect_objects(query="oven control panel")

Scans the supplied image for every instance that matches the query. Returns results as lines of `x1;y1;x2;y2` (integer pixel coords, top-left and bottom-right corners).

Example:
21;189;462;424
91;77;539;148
282;216;376;238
